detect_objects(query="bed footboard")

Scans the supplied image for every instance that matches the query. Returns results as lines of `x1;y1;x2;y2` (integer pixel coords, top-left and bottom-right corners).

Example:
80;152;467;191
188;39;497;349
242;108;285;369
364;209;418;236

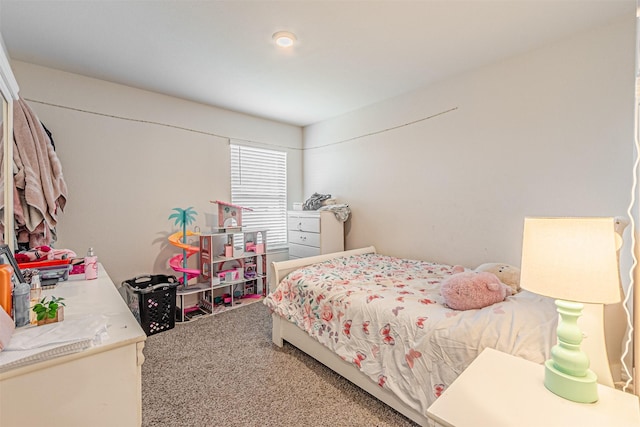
271;313;284;347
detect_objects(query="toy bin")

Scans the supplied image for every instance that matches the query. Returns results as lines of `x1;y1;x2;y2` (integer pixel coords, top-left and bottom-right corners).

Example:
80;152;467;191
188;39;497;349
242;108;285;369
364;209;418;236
123;274;178;336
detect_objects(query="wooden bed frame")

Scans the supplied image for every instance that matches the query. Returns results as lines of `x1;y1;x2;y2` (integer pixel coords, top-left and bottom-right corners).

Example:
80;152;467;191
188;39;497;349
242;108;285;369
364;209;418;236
269;246;625;426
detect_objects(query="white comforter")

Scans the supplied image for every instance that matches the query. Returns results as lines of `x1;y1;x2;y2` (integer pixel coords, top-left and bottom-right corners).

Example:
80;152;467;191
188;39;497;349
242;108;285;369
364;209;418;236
264;253;557;414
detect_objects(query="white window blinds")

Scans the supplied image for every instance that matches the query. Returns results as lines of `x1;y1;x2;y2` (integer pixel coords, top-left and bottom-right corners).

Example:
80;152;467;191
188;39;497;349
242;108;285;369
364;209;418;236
230;143;287;247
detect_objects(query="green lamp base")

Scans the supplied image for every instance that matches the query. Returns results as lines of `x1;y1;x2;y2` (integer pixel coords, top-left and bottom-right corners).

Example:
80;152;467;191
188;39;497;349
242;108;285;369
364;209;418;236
544;359;598;403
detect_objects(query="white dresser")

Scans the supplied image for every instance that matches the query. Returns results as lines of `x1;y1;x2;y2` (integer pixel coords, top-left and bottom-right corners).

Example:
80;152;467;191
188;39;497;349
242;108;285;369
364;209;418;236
0;266;146;426
287;210;344;259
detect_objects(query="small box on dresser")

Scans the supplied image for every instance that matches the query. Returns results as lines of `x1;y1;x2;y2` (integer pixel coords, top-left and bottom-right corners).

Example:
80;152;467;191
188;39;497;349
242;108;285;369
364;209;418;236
287;210;344;259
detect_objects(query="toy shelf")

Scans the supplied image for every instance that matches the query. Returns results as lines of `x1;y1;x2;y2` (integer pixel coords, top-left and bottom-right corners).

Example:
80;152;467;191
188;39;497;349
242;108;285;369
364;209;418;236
176;282;215;322
202;294;264;316
214;274;266;289
212;251;261;263
176;282;212;296
175;228;267;323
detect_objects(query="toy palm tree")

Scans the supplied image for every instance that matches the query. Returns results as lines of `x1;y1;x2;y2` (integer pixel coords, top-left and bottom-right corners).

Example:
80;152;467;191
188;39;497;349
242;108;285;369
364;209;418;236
169;207;198;285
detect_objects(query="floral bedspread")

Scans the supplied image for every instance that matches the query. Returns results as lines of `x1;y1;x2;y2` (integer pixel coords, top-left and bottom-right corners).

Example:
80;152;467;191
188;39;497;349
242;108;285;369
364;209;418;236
264;253;557;415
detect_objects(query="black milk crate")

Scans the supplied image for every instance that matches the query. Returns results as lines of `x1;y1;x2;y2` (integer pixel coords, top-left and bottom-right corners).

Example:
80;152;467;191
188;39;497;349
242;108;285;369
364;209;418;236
123;274;178;336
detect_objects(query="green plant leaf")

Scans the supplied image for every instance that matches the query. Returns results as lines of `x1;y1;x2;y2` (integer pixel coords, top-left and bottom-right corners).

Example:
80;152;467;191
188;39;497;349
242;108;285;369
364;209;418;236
32;296;64;321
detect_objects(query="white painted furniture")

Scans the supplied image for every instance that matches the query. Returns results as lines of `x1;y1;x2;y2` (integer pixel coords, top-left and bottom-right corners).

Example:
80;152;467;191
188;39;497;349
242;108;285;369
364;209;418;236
287;210;344;259
0;266;146;426
426;347;640;427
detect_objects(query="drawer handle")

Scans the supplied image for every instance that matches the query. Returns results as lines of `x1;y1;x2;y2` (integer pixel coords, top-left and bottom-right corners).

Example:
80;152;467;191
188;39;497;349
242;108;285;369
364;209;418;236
299;236;306;241
297;222;302;230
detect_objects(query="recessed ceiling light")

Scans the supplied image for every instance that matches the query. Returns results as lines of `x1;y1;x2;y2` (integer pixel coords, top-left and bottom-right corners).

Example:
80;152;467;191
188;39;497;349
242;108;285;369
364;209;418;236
273;31;296;48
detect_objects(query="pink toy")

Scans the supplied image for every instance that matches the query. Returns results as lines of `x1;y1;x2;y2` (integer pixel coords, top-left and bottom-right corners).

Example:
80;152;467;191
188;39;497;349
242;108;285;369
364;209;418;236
218;269;240;282
441;271;512;311
168;231;200;283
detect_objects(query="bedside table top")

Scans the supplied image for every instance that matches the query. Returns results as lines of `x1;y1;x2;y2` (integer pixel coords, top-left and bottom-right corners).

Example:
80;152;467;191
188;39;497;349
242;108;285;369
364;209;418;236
427;347;640;427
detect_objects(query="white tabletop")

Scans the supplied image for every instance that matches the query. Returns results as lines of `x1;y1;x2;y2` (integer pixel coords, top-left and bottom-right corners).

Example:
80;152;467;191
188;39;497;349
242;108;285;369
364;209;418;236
0;265;145;379
427;347;640;427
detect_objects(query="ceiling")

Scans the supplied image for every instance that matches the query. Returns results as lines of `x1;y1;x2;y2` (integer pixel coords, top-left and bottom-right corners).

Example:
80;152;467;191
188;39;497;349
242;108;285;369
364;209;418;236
0;1;635;127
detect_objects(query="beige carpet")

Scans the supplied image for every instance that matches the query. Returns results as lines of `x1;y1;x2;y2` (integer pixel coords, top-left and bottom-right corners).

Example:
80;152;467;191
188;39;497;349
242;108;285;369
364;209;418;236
141;301;418;426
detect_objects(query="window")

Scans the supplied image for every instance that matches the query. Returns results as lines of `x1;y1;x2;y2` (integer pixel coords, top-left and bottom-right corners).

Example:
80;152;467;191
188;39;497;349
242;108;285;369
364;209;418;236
230;143;287;247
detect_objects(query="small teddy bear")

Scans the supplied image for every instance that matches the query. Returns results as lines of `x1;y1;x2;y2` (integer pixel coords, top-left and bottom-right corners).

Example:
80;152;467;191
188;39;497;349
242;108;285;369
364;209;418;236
474;263;521;294
441;271;513;310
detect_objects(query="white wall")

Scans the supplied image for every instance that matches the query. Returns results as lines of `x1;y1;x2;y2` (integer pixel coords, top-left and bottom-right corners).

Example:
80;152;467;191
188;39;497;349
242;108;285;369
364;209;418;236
304;16;636;276
7;15;635;288
10;61;303;286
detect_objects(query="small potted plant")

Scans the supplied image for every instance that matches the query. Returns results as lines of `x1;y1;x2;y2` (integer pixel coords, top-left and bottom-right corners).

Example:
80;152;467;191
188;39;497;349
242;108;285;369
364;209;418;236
32;296;65;325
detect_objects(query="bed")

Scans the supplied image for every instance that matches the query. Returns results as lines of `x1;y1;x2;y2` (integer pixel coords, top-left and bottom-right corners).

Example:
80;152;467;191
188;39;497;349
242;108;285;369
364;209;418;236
265;246;626;426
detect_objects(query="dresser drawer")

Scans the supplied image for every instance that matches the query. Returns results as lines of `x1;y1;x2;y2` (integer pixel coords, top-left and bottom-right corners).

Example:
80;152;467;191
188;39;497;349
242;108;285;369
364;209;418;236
289;242;321;258
288;230;320;248
287;216;320;233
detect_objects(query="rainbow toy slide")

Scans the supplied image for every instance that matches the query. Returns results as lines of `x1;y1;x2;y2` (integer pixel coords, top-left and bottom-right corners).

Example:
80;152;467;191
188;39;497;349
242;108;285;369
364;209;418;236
168;231;200;283
168;207;199;285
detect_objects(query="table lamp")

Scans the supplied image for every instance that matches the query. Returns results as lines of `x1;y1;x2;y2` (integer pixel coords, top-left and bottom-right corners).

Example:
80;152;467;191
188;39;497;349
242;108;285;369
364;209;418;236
520;217;621;403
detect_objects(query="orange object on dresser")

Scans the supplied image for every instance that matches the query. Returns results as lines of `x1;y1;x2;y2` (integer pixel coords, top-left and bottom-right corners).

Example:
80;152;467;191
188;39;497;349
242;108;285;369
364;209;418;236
0;264;14;317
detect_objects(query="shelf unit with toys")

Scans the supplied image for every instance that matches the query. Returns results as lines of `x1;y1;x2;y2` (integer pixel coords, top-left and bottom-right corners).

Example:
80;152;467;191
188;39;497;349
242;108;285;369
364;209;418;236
195;228;267;316
174;201;267;322
175;281;215;322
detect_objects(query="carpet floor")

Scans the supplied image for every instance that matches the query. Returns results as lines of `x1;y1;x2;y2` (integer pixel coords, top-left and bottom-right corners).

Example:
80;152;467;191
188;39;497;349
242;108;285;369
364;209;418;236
141;300;418;426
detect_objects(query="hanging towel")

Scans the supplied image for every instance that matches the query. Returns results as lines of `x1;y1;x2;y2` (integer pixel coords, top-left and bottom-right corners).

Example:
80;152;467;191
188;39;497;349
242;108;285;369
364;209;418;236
0;98;68;247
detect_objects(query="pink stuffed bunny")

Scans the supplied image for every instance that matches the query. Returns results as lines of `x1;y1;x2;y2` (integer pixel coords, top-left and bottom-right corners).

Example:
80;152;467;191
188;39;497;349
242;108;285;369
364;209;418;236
441;271;512;310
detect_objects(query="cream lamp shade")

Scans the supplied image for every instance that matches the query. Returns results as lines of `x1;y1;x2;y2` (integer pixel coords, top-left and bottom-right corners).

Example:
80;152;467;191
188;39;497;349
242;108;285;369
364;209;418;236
520;217;621;304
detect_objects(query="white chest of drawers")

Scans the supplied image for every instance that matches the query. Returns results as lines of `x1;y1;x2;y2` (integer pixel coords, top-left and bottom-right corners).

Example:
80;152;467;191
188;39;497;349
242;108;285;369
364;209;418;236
287;210;344;259
0;266;146;426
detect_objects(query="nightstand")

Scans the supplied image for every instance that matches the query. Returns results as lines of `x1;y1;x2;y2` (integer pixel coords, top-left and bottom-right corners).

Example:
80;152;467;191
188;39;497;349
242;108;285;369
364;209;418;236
427;347;640;427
